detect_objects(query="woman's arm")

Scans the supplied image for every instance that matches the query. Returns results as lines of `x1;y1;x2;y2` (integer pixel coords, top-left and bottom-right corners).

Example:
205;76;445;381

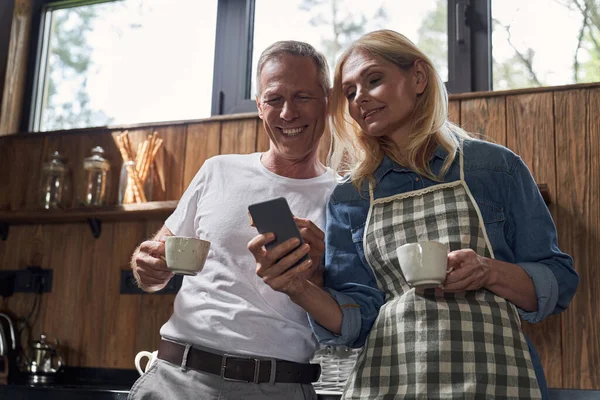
504;157;578;321
443;250;538;311
444;155;578;322
309;198;385;347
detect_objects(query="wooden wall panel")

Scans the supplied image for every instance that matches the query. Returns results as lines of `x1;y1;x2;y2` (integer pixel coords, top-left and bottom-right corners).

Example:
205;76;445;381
39;223;89;365
448;100;460;126
256;121;269;152
2;136;45;210
101;221;145;368
0;84;598;384
79;222;116;367
555;88;600;389
182;122;220;189
220;119;257;155
505;92;562;386
151;125;186;201
0;138;12;209
506;93;556;203
461;97;506;145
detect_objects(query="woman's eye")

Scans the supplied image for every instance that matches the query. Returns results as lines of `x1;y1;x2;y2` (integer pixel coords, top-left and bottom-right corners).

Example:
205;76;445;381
346;91;356;100
370;77;381;85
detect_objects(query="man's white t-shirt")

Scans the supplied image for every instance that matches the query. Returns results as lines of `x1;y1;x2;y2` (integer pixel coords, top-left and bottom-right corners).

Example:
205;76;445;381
161;152;337;363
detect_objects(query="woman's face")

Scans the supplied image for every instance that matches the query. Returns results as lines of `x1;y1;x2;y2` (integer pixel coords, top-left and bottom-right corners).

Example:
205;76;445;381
341;50;427;145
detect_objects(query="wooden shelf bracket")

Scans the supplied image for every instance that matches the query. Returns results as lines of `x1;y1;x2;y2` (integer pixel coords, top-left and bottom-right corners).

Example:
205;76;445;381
0;222;8;241
87;218;102;239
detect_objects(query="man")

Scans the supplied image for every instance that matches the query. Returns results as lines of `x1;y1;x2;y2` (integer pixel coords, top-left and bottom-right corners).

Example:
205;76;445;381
128;41;336;400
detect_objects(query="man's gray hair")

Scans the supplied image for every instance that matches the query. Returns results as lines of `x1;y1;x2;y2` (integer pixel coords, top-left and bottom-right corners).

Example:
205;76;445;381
256;40;331;97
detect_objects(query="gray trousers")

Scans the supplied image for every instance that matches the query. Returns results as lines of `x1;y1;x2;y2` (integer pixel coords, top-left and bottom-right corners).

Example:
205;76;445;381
127;358;318;400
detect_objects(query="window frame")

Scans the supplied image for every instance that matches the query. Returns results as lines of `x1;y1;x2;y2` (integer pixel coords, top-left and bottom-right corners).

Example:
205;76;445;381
447;0;492;94
211;0;257;115
21;0;492;131
21;0;119;132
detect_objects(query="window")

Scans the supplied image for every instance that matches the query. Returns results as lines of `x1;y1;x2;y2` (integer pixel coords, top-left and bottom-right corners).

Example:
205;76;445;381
28;0;218;131
22;0;599;131
251;0;449;96
492;0;600;90
214;0;488;114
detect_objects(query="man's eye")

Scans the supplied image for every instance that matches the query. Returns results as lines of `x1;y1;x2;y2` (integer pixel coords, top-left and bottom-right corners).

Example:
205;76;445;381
370;77;381;85
265;98;282;104
297;96;313;102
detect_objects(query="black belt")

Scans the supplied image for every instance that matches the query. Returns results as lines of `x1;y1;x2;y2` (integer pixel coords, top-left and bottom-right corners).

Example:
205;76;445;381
157;340;321;384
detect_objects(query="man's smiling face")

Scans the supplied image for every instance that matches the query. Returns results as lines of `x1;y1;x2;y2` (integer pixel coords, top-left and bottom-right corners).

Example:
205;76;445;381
256;54;328;162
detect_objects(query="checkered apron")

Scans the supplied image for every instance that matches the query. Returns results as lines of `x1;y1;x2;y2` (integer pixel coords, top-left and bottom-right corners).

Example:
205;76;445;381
342;149;541;399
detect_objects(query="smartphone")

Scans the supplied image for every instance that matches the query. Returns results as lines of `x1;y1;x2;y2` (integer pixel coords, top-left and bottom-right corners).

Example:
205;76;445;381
248;197;310;268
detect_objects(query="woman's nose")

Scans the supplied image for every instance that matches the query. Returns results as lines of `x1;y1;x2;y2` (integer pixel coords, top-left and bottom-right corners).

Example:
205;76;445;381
354;88;369;104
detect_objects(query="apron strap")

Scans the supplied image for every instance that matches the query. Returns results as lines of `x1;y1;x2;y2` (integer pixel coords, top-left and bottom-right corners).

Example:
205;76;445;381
368;181;375;203
459;140;465;182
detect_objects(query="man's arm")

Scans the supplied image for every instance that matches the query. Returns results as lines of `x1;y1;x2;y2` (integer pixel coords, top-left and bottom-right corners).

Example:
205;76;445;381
131;225;174;292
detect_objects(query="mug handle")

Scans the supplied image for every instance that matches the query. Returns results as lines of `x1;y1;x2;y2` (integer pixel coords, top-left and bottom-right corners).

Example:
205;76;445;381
135;351;154;375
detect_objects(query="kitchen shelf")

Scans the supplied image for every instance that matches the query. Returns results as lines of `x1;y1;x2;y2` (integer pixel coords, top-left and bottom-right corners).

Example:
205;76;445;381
0;200;178;239
0;184;550;240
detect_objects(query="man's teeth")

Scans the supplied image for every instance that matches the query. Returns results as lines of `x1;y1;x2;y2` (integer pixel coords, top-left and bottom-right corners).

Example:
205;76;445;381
282;127;304;136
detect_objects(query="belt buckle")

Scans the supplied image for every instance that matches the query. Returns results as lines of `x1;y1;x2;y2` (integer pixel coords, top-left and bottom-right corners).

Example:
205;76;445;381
220;354;261;384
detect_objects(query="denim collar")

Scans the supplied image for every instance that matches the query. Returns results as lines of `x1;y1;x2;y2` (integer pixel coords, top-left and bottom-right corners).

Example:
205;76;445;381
372;145;449;185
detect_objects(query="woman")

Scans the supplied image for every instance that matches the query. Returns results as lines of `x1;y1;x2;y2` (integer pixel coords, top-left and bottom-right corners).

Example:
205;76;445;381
321;30;579;399
249;30;578;399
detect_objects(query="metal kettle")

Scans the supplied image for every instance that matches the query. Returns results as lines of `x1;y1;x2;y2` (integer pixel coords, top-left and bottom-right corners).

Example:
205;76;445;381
0;313;16;384
22;333;64;375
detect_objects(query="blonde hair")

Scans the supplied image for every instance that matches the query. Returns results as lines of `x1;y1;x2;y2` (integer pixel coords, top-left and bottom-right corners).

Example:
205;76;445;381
329;30;471;188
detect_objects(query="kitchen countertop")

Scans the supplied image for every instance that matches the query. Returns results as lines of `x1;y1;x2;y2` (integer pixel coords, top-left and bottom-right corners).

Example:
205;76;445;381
0;384;341;400
0;366;344;399
0;368;598;399
4;386;600;400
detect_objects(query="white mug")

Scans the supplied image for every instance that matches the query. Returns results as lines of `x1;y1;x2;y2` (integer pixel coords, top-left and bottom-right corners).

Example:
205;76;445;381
165;236;211;276
397;241;449;289
135;350;158;375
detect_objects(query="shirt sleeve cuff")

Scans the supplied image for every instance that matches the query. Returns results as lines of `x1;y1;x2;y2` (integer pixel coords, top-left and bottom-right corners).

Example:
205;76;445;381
308;289;361;346
516;261;559;323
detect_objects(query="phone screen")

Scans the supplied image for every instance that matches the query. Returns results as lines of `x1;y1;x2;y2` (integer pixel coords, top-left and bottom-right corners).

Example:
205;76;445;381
248;197;310;267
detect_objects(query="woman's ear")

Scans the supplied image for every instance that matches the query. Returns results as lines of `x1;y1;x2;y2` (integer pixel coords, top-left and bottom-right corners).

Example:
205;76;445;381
414;59;428;95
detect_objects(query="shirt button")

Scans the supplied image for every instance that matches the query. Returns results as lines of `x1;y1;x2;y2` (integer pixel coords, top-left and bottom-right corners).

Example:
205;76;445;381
415;177;420;182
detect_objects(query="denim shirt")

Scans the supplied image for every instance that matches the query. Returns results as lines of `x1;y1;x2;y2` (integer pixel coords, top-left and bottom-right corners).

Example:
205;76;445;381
309;139;578;395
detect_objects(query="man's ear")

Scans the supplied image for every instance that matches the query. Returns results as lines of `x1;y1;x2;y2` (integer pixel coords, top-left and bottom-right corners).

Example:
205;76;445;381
256;95;264;119
413;59;428;95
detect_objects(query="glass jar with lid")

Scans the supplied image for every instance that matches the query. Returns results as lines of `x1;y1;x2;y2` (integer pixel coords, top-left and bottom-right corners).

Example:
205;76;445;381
82;146;111;206
39;151;68;210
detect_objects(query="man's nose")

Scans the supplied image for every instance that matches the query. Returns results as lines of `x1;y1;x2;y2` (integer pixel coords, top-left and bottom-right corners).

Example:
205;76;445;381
280;101;299;121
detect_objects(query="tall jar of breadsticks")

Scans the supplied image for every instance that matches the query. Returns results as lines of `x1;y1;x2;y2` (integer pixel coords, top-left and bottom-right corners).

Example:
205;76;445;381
116;131;164;204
